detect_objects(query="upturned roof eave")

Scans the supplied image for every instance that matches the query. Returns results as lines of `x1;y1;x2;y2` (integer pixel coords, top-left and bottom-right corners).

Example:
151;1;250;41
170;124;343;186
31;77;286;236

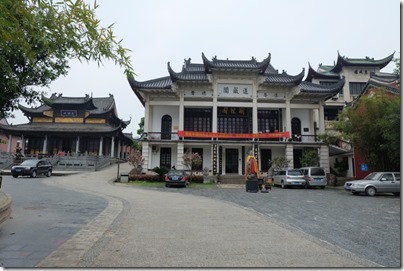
305;64;340;82
332;51;395;72
202;52;271;74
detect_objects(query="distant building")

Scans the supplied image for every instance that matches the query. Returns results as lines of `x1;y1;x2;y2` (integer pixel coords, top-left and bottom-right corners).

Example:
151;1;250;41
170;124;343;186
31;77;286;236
128;53;345;180
351;74;400;179
0;93;133;159
0;118;19;153
305;52;396;178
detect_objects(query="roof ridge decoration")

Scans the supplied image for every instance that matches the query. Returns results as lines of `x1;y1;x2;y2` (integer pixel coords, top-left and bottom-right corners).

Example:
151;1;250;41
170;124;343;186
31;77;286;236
201;52;271;74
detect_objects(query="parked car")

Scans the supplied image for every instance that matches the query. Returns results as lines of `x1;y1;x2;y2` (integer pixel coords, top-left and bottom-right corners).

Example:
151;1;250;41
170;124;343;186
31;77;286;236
273;169;305;189
164;170;188;187
300;167;327;189
11;159;53;178
344;172;401;196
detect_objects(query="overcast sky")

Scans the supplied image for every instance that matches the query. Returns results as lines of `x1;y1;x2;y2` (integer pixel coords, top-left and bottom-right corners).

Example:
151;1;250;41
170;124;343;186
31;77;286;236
8;0;400;136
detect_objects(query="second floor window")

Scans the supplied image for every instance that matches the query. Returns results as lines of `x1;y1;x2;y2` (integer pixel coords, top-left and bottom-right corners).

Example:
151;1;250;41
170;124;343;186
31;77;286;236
184;108;212;132
161;115;172;139
349;82;366;96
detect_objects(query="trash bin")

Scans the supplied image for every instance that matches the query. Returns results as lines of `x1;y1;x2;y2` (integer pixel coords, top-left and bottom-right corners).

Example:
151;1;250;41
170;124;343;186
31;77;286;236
246;177;259;193
120;173;128;183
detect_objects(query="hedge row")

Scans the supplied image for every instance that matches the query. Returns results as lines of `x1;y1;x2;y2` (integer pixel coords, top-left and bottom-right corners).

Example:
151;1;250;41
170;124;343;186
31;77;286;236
128;174;205;183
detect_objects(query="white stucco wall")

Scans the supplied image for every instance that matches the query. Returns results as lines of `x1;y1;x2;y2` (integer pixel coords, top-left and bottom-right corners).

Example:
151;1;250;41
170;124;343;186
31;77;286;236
150;106;179;133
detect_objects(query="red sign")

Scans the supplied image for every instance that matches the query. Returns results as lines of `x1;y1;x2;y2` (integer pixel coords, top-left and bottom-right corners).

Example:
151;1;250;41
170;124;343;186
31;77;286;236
177;130;290;139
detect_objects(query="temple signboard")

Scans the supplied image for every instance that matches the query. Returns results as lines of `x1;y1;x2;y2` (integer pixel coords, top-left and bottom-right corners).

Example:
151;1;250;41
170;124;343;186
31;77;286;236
218;84;252;98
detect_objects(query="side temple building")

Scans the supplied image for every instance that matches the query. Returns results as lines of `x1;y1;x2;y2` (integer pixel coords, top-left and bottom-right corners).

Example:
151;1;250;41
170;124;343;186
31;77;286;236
0;93;133;159
128;53;345;179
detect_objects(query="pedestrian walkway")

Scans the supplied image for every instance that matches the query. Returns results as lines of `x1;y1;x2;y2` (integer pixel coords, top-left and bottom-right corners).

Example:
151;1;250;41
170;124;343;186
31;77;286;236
32;163;378;268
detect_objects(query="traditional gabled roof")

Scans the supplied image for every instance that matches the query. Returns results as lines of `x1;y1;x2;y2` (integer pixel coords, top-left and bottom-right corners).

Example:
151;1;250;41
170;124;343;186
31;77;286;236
42;93;98;110
305;63;340;82
262;68;305;86
0;122;122;134
127;76;172;89
168;62;208;83
293;78;345;101
305;52;395;81
18;94;130;125
328;52;395;74
202;52;272;74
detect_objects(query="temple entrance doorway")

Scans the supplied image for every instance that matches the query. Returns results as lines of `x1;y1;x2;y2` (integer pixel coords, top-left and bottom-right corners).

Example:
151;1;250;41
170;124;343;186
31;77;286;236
225;148;239;174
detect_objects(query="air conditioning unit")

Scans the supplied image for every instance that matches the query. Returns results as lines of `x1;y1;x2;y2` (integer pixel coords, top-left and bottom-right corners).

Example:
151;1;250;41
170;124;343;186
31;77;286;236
152;145;159;152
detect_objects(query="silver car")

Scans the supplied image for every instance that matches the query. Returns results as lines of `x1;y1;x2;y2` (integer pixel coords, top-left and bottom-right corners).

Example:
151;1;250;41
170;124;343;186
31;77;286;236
273;169;305;189
344;172;401;196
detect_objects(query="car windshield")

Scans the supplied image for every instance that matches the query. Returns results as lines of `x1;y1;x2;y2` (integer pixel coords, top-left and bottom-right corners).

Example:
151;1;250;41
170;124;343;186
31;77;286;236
363;172;381;180
288;170;303;176
20;160;38;166
168;170;183;176
311;168;325;176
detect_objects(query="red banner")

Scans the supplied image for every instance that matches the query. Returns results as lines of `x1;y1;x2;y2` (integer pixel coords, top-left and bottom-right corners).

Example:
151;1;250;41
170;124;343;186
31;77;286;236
177;130;290;139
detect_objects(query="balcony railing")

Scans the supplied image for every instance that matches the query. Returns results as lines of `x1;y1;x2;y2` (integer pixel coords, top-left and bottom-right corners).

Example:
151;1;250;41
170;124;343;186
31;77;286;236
142;132;322;143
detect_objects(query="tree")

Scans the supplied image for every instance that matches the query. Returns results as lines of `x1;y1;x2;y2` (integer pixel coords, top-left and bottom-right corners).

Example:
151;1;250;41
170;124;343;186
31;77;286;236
300;149;319;167
271;156;291;171
182;150;202;182
335;90;400;171
0;0;134;118
128;149;144;173
137;117;144;136
131;117;144;151
393;56;400;78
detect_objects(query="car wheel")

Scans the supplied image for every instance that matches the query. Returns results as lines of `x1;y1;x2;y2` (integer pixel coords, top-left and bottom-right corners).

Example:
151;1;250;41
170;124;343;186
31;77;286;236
392;192;400;196
165;184;169;188
12;175;18;178
30;171;37;178
281;181;285;189
46;170;52;177
365;186;376;196
320;186;325;189
352;192;360;195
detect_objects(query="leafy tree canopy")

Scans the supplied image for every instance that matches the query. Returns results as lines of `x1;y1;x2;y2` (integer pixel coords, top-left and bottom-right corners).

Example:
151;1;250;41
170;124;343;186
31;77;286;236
335;90;400;171
0;0;134;118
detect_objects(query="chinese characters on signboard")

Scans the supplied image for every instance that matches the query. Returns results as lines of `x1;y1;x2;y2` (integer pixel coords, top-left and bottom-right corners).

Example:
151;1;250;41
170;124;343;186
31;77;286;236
218;84;252;98
218;107;247;116
184;89;213;97
61;110;77;117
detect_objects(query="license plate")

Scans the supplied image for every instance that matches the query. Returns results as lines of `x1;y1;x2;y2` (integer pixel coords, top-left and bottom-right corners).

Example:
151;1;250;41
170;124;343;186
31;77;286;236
171;177;179;181
293;182;301;184
16;169;21;172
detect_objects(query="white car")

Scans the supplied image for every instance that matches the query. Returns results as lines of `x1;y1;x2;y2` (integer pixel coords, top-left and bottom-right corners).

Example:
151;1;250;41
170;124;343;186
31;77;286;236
273;169;305;189
344;172;400;196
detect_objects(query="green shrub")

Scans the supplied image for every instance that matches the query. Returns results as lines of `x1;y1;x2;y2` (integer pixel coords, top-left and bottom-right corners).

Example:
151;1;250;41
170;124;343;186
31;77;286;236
152;166;170;181
128;174;162;182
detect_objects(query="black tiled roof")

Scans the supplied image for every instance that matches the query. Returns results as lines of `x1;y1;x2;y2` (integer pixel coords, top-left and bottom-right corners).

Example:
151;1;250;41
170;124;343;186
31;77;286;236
305;52;395;80
295;78;345;100
168;62;208;83
330;52;394;73
127;76;172;89
202;53;271;74
263;69;305;86
0;122;122;134
304;64;340;82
